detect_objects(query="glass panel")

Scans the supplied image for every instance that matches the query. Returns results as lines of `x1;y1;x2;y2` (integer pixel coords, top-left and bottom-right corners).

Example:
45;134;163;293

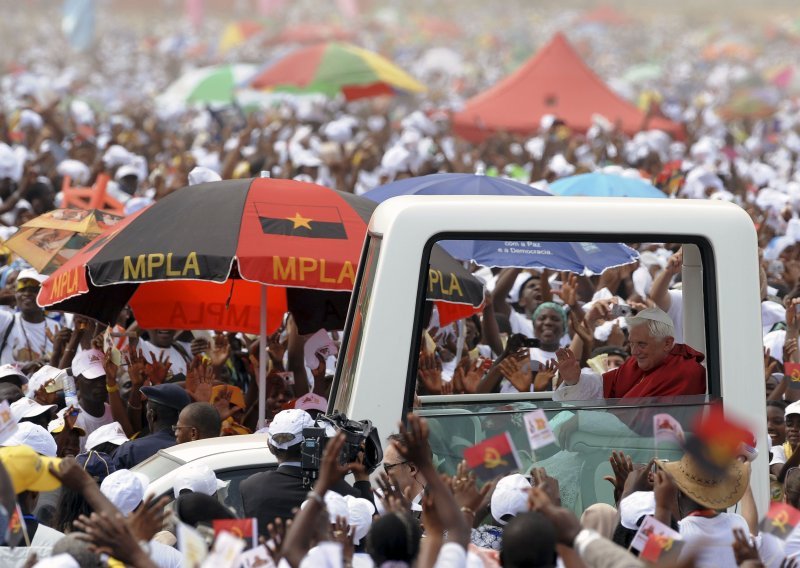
418;395;710;515
217;466;277;516
334;235;382;411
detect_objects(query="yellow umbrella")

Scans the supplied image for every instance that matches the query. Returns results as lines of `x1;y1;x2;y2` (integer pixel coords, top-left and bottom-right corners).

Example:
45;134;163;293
5;208;123;275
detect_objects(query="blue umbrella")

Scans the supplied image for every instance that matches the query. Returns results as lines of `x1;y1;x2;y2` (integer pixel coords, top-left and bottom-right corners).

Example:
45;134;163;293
549;173;666;198
366;173;638;274
439;239;640;275
362;173;551;201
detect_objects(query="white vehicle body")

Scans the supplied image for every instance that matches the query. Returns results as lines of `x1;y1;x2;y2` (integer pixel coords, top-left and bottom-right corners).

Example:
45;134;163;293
138;196;767;514
333;196;767;510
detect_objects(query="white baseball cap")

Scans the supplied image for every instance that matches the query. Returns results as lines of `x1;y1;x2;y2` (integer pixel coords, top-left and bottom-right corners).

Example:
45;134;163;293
27;366;65;397
3;422;58;457
490;473;531;525
85;421;129;451
345;495;376;545
0;364;28;386
10;397;56;422
16;268;46;286
100;469;150;516
172;463;226;499
268;409;313;450
294;392;328;413
72;349;106;380
786;401;800;418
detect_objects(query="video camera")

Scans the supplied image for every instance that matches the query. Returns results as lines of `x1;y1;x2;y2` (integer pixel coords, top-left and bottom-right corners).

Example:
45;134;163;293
301;412;382;487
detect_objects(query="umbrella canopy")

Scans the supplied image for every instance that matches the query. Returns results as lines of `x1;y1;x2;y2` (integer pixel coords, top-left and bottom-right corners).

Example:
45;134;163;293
249;42;426;100
440;239;639;275
158;64;258;106
38;178;483;334
549;173;666;198
219;20;264;53
364;173;637;275
362;173;551;202
5;208;123;275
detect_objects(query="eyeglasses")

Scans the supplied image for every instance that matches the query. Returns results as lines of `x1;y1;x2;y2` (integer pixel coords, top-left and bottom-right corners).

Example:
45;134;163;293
383;461;408;473
171;425;195;433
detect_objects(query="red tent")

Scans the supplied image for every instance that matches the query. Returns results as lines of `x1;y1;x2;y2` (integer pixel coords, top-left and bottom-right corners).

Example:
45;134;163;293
452;33;683;142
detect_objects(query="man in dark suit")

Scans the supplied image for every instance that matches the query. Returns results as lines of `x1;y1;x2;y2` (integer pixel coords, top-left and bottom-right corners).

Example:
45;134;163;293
240;409;373;537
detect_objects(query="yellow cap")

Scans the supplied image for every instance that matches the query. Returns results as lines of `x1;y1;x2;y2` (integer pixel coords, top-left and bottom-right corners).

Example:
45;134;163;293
0;446;61;494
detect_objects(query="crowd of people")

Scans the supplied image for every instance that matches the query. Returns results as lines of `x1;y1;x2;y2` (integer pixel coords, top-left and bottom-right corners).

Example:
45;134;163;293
1;0;800;566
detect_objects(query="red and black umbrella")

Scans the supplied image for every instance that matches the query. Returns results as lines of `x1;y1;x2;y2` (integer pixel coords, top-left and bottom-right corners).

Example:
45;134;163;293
38;177;484;335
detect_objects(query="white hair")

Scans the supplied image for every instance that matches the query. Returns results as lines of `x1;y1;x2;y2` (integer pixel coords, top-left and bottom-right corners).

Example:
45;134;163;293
625;316;675;339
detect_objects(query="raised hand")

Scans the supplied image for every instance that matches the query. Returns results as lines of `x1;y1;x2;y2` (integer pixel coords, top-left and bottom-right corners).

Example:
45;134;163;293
186;359;215;402
213;386;235;420
209;334;231;368
103;350;118;385
394;414;433;471
451;460;495;516
264;517;292;562
126;349;147;389
527;486;581;546
531;467;561;507
533;359;558;391
553;273;579;308
731;527;760;564
331;516;354;564
74;512;155;568
145;351;172;385
498;350;532;392
376;471;412;513
555;348;580;386
417;351;444;395
602;451;633;504
267;330;287;366
127;494;170;542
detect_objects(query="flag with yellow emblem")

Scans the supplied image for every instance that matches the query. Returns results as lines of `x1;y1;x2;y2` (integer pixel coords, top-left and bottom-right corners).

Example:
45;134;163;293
464;432;521;481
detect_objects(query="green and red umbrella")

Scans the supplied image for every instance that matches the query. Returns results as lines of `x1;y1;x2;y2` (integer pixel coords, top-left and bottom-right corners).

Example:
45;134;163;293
249;42;426;100
37;178;483;335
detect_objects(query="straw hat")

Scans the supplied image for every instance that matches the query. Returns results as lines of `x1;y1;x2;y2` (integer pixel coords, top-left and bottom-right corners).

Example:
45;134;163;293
658;454;750;510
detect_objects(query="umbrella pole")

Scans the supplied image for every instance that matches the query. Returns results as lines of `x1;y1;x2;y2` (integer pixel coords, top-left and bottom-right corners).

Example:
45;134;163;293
258;285;267;429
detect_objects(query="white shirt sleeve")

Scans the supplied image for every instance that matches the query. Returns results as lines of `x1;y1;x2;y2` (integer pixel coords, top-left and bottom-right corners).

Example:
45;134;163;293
770;444;787;466
433;542;467;568
552;370;603;401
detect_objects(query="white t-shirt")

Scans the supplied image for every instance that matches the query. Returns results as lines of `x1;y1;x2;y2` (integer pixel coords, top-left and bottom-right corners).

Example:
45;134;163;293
150;540;182;568
0;312;60;365
74;403;114;453
770;444;787;466
678;513;749;567
138;339;189;377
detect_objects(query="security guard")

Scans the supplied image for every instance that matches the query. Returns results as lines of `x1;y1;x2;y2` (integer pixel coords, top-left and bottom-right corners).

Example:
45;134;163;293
112;383;190;469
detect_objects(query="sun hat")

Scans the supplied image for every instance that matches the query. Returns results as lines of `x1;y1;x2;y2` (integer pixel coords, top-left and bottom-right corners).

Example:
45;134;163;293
657;454;750;510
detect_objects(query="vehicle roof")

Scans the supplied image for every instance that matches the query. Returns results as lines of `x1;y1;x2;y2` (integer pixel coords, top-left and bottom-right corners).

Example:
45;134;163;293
155;433;271;463
368;194;748;237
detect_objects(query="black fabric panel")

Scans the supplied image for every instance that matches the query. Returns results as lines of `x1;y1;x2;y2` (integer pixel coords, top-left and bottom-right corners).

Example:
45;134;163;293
333;189;377;224
286;288;351;334
89;179;253;284
45;282;139;327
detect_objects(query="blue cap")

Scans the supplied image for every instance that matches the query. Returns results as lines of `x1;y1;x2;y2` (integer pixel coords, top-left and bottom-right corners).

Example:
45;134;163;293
141;383;191;412
76;450;115;482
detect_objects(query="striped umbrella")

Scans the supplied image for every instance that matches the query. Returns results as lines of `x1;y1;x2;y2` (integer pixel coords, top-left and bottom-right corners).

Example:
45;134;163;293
159;64;257;106
249;42;425;100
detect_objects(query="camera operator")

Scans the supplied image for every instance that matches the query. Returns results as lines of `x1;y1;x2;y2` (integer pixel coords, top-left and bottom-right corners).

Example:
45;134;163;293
241;409;374;537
